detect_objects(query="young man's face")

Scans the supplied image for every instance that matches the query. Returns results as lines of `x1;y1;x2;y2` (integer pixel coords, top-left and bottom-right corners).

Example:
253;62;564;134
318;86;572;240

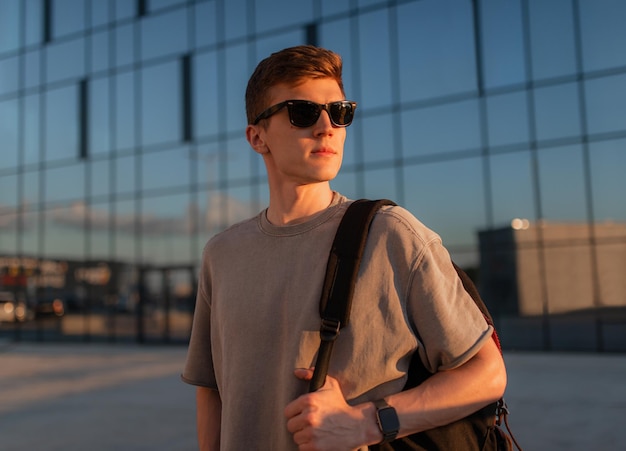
246;77;347;189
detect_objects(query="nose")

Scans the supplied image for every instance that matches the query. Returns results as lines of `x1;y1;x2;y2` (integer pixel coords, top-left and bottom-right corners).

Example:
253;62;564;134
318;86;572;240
313;109;335;135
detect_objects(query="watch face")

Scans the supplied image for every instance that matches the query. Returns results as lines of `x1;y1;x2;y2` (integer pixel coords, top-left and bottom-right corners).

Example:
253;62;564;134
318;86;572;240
378;407;400;432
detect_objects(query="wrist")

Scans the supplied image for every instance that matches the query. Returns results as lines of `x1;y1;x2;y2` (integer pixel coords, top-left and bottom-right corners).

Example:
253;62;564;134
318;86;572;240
373;398;400;444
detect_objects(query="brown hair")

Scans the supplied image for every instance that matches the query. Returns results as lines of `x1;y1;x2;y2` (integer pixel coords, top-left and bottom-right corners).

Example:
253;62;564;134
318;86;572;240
245;45;345;124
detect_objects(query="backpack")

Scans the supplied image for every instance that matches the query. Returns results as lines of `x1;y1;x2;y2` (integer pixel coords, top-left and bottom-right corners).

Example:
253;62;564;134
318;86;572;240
310;199;522;450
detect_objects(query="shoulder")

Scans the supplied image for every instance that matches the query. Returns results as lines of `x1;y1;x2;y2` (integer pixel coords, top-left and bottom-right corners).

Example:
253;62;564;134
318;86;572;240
202;214;261;257
372;203;441;247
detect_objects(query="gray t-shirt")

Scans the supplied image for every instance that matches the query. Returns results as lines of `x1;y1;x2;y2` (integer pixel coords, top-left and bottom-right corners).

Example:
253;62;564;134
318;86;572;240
182;193;492;450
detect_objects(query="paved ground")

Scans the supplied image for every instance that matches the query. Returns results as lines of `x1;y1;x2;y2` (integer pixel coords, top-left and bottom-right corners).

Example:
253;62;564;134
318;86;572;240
0;341;624;450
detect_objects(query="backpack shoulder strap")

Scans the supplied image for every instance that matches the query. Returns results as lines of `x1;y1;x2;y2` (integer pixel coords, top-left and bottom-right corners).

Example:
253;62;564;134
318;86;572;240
309;199;395;392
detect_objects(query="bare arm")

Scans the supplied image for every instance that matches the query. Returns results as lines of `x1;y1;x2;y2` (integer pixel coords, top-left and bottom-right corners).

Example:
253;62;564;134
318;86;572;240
196;386;221;451
285;336;507;450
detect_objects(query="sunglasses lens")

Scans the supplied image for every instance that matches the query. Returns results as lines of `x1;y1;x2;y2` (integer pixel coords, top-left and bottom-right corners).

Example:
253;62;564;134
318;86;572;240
329;102;354;126
289;102;321;127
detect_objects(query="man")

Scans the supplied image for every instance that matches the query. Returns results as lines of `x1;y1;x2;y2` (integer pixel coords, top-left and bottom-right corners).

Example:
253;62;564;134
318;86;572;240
182;45;507;450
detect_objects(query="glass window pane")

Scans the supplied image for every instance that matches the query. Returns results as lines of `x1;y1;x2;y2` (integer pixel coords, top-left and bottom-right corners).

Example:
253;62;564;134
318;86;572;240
52;0;86;38
363;167;397;202
194;51;219;138
0;55;18;95
226;137;253;182
141;61;181;146
402;100;481;158
195;1;217;48
115;154;136;195
590;139;626;221
0;174;18;210
114;71;136;150
45;85;78;162
538;145;587;222
24;49;41;89
585;73;626;135
90;77;111;155
321;0;351;16
255;0;313;35
23;169;40;206
91;0;111;28
141;192;193;265
480;0;525;89
0;99;18;169
114;0;135;21
490;151;536;226
21;208;41;255
44;204;86;259
534;82;581;142
358;9;392;109
141;9;188;61
528;0;576;80
225;44;249;133
362;113;394;165
195;144;222;188
403;157;487;250
115;24;135;68
142;147;190;191
0;0;19;54
91;31;110;74
24;93;41;166
579;0;626;72
319;19;355;101
114;199;136;262
149;0;186;12
88;201;111;258
90;159;110;199
397;0;477;102
486;91;529;148
224;0;248;41
25;0;43;46
45;164;85;203
46;38;85;84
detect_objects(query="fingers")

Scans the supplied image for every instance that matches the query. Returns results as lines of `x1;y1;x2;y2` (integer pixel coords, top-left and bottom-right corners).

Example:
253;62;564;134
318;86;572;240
294;367;315;381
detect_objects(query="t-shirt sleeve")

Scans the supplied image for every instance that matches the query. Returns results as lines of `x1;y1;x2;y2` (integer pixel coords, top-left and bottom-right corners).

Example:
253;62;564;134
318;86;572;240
407;238;493;374
181;246;218;388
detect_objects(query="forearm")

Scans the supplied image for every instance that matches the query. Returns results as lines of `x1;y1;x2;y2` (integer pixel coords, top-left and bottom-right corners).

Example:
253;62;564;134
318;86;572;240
196;386;222;450
387;337;507;438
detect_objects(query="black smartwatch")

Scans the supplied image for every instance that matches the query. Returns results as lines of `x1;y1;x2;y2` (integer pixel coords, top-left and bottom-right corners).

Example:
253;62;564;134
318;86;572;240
373;398;400;444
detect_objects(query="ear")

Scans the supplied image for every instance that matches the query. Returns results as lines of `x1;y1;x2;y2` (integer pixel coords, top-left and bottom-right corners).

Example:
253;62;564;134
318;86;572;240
246;124;269;155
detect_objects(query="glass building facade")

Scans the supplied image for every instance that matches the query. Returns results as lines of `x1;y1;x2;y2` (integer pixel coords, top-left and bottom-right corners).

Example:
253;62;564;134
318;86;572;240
0;0;625;349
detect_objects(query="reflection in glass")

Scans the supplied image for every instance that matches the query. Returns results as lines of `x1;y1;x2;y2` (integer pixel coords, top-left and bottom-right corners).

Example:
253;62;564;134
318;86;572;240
114;72;135;150
585;74;626;135
533;83;580;142
194;52;220;138
43;204;86;259
589;139;626;222
45;85;78;162
141;9;188;61
0;99;18;169
45;164;85;203
537;145;587;222
397;1;477;102
486;91;529;148
489;151;535;226
141;62;181;146
46;38;85;84
528;0;576;81
0;56;18;95
358;9;392;110
403;157;486;254
142;147;191;192
480;0;525;89
402;100;481;157
90;77;111;155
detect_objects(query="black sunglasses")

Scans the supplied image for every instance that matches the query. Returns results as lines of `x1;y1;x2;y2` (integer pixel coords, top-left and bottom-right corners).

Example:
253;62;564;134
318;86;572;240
253;100;357;128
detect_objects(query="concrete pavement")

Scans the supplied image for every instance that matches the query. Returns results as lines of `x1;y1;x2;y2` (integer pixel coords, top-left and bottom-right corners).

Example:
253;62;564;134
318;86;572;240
1;341;624;450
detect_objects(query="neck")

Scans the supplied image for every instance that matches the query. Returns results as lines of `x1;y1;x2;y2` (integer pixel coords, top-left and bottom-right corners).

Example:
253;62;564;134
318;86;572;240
266;183;335;226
